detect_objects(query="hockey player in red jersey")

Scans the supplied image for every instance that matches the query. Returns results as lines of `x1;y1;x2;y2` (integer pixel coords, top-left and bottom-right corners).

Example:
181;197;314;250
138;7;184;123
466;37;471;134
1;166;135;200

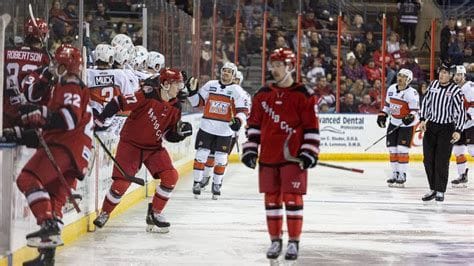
241;48;320;261
3;18;50;128
93;68;192;232
2;44;92;265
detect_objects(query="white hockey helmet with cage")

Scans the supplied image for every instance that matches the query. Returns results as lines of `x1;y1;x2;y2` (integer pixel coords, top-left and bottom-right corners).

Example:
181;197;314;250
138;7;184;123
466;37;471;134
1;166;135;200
398;68;413;85
94;44;115;65
234;70;243;85
130;45;148;70
146;51;165;72
111;34;134;51
113;45;131;66
455;65;467;75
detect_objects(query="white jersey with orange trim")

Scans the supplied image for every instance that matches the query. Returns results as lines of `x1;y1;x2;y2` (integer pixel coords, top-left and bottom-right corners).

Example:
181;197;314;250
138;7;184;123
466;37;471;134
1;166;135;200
382;83;420;127
188;80;250;137
461;80;474;129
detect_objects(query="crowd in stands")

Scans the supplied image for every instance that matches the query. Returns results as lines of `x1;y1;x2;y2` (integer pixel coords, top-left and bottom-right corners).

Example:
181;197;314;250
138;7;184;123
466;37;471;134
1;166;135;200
25;0;472;115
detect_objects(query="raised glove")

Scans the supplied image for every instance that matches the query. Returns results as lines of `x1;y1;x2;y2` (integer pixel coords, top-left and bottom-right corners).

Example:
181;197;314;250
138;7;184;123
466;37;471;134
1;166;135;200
177;121;192;137
297;152;318;170
185;75;199;96
402;113;415;125
377;112;387;128
241;150;257;169
229;118;242;131
19;104;49;127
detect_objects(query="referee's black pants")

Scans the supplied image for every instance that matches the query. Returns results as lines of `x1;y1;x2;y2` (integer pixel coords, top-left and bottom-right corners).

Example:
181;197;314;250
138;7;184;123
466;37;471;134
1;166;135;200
422;122;455;193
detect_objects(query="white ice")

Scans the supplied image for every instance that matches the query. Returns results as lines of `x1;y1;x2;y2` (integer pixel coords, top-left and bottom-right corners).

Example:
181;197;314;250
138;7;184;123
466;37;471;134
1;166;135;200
55;162;474;265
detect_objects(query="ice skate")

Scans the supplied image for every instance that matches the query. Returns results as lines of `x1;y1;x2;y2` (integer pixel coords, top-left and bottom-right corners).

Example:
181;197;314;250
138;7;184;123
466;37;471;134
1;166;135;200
267;239;282;263
200;175;211;190
26;219;63;248
422;190;436;201
93;211;110;228
192;181;201;199
211;183;221;200
387;171;398;187
452;169;468;188
23;248;56;266
146;203;170;233
435;191;444;202
394;172;406;188
285;240;299;261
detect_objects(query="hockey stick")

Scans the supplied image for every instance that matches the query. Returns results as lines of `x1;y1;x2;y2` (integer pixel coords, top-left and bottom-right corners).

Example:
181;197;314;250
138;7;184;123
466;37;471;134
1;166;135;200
36;130;81;212
229;98;240;153
93;132;145;186
0;13;12;136
283;131;364;174
364;124;402;152
28;4;53;62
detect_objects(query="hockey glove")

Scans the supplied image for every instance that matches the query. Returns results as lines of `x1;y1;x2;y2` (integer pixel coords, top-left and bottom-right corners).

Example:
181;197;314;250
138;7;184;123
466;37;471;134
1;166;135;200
402;113;415;125
184;74;199;96
1;127;39;148
229;118;242;131
377;112;388;128
467;113;472;121
241;150;257;169
19;104;50;128
176;90;189;103
177;121;193;137
297;152;318;170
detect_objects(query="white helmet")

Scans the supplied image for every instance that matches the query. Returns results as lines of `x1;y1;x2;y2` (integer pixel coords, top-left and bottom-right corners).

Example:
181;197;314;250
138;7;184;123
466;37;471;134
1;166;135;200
111;34;134;51
113;45;131;66
146;51;165;72
234;70;243;85
455;65;466;75
221;62;238;78
94;44;114;65
130;45;148;70
398;68;413;85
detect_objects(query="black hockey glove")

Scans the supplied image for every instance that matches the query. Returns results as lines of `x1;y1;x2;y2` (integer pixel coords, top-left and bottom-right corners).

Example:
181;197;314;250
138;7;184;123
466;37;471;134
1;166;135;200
467;113;472;121
19;104;50;128
176;90;189;103
297;152;318;170
177;121;192;137
402;113;415;125
241;150;257;169
1;126;39;148
229;118;242;131
377;112;388;128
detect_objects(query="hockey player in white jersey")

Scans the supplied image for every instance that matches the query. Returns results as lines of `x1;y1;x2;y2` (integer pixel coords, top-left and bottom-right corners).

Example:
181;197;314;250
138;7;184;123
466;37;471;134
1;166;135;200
451;65;473;187
87;44;137;131
200;70;251;190
187;63;250;199
146;51;165;76
377;68;420;187
130;45;151;81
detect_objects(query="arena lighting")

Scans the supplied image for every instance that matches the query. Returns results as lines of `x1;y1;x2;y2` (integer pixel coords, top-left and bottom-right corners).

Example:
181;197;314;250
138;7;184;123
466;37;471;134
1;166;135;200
457;19;462;27
329;17;334;22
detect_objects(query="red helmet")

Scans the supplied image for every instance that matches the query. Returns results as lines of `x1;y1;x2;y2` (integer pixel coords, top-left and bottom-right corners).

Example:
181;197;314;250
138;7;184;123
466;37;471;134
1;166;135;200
160;68;183;84
24;18;49;40
54;44;83;75
270;48;296;65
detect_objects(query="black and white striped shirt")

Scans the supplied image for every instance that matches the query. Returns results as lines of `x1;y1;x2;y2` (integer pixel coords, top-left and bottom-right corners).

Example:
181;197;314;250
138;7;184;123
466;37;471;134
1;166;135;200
420;80;466;131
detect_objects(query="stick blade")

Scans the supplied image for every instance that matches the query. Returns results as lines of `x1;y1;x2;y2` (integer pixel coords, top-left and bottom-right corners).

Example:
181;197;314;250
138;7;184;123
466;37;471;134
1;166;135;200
1;13;11;25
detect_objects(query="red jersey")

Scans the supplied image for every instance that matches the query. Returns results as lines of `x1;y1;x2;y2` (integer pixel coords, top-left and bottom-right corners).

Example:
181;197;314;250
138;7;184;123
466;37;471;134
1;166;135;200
117;91;182;149
3;46;49;127
43;79;94;175
245;83;320;165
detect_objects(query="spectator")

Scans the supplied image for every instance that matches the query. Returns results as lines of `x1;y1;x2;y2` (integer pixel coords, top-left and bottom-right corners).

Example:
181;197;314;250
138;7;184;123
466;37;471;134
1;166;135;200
418;81;428;102
200;41;212;74
464;18;473;44
63;1;78;22
304;46;320;73
440;16;459;63
358;94;379;114
340;92;359;113
309;31;329;56
398;0;421;48
350;79;367;101
301;9;321;30
363;31;380;55
349;14;366;47
110;21;130;40
246;7;263;33
307;59;325;84
90;19;110;46
291;29;311;52
246;25;263;54
314;76;336;110
373;46;397;85
448;32;468;65
95;2;111;21
364;59;382;84
354;42;370;66
464;45;473;64
344;52;367;82
386;31;400;54
392;41;410;67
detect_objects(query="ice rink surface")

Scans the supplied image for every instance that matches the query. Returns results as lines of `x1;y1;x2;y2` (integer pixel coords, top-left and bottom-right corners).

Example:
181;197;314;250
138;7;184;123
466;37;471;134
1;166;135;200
56;162;473;265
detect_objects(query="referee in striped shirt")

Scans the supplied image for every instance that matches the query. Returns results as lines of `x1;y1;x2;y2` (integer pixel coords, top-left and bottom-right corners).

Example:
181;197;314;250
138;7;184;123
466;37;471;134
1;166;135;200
419;63;466;202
